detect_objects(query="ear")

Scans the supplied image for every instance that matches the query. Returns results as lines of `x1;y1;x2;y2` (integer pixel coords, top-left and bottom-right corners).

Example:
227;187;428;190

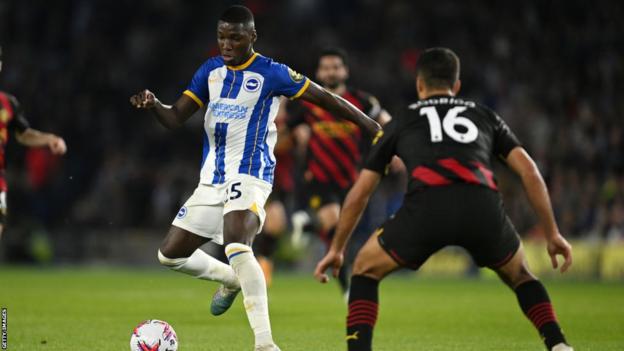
416;76;424;99
452;80;461;95
251;29;258;44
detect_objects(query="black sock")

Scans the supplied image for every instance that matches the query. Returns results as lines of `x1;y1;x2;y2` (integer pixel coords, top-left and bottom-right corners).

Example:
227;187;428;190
346;275;379;351
515;280;567;350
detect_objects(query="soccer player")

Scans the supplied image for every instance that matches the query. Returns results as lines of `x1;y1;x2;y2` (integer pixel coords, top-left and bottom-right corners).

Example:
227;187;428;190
315;48;574;351
0;46;67;239
287;48;391;293
129;6;380;351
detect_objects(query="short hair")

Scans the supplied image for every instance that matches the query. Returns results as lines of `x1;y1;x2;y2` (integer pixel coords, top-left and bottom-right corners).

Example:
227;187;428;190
416;48;460;89
219;5;254;25
318;48;349;67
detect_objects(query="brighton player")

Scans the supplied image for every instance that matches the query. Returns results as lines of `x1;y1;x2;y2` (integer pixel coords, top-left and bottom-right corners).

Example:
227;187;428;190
315;48;573;351
0;46;67;239
130;5;380;351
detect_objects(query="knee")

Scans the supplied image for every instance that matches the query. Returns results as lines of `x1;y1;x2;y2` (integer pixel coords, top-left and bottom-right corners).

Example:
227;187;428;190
352;253;381;280
498;263;536;289
157;249;186;269
223;212;258;246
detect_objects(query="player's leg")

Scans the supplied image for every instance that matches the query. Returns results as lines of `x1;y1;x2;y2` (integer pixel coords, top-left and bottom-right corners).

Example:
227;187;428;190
461;186;572;351
346;232;400;351
223;209;278;349
157;225;239;289
493;244;571;350
316;202;352;292
254;200;286;286
222;177;278;350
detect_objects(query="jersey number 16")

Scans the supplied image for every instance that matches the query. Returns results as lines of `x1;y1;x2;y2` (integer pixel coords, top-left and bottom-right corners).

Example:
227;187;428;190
420;106;478;143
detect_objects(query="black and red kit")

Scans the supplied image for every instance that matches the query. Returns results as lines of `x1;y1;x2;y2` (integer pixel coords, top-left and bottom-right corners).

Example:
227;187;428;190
288;88;382;207
365;95;522;269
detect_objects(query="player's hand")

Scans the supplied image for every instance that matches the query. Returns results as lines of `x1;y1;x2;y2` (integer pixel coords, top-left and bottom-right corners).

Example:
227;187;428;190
48;135;67;155
314;249;344;284
546;233;573;273
130;89;158;109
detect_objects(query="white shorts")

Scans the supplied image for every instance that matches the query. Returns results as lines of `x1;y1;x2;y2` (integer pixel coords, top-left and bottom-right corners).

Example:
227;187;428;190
171;175;272;244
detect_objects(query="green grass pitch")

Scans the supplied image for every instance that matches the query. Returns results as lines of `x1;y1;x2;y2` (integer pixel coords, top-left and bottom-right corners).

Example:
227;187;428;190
1;267;623;350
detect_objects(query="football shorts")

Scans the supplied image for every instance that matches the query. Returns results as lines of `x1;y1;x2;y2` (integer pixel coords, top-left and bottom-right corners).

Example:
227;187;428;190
172;175;272;244
377;184;521;269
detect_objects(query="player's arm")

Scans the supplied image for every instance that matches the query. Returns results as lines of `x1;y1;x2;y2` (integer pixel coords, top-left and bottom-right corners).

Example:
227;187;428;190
15;129;66;155
8;95;66;154
130;89;199;130
314;169;382;283
299;82;381;135
506;147;572;273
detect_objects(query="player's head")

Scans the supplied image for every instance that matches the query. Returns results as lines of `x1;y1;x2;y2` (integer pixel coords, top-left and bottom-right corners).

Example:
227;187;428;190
316;48;349;90
415;47;461;99
217;5;257;66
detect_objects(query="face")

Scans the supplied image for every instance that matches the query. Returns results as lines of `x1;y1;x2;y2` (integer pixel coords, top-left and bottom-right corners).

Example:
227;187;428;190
217;21;256;66
316;55;348;89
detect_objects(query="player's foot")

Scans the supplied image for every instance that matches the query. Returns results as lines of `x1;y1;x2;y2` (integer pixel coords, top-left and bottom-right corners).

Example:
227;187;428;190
551;343;573;351
255;344;281;351
210;285;240;316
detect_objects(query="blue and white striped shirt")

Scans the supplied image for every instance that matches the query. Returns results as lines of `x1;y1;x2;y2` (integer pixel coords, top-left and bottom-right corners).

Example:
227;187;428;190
183;53;310;185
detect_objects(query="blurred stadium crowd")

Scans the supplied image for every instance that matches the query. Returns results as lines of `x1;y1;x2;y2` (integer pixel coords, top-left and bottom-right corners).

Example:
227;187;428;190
0;0;622;262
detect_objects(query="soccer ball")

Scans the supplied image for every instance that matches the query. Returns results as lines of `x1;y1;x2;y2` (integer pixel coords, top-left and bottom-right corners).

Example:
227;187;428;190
130;319;178;351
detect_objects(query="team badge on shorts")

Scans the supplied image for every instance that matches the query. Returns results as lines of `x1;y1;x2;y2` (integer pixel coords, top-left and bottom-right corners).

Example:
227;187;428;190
176;206;188;219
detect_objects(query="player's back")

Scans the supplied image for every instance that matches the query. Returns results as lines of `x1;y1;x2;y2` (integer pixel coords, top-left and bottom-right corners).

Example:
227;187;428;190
381;95;520;194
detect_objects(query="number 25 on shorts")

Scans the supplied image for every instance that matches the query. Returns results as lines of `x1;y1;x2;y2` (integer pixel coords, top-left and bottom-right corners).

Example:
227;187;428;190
225;182;242;203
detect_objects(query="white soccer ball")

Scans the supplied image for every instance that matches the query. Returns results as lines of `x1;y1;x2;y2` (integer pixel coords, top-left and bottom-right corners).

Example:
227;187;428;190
130;319;178;351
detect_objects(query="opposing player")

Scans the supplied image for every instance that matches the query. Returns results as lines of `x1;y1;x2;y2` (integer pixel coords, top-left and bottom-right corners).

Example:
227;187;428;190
287;48;391;293
0;46;67;239
315;48;574;351
129;6;380;351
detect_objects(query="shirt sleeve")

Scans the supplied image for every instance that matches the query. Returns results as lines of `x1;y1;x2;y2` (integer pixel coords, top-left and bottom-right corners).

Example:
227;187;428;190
183;60;214;108
492;112;521;158
363;119;399;175
7;95;30;133
271;63;310;99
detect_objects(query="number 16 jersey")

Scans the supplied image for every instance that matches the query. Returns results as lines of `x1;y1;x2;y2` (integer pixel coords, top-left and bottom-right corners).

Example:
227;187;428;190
365;95;521;194
184;53;310;186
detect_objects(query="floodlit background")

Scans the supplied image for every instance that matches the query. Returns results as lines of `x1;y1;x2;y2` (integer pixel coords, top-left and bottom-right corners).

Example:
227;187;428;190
0;1;623;350
0;1;623;274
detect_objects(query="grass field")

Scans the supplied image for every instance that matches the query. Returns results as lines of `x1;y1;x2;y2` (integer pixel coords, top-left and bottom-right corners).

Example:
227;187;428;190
0;267;623;350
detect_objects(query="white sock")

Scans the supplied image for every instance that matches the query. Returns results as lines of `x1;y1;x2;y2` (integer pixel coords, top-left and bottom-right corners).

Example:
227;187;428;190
158;249;239;289
225;243;273;347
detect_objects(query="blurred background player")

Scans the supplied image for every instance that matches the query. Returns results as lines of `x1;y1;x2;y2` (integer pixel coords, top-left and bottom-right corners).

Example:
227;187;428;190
277;48;392;294
315;48;574;351
130;5;380;351
0;46;67;240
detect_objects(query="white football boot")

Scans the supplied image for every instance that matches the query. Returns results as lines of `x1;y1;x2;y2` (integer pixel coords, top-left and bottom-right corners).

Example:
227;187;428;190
551;343;574;351
255;344;281;351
